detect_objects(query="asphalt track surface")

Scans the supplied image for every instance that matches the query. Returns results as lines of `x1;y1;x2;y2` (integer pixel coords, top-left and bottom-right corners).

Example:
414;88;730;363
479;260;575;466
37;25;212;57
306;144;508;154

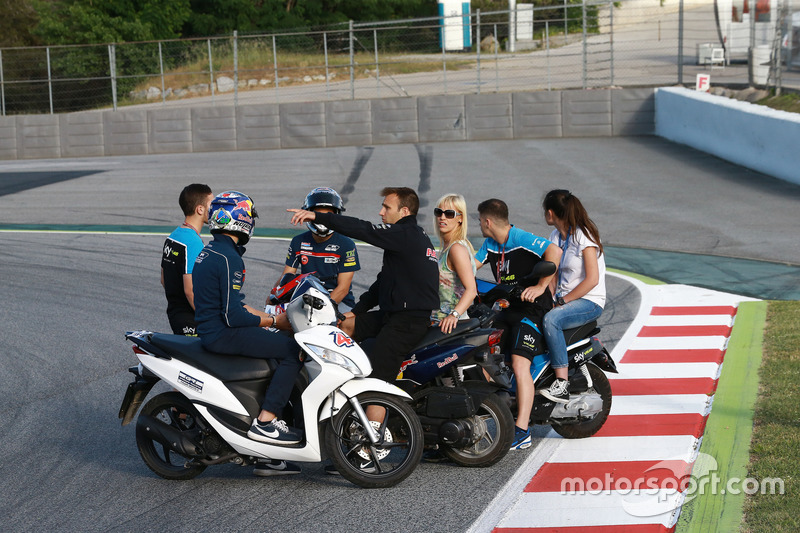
1;136;798;532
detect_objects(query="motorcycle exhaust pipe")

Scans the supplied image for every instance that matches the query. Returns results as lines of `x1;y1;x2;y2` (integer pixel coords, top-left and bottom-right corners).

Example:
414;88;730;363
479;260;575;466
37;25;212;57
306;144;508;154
137;414;202;457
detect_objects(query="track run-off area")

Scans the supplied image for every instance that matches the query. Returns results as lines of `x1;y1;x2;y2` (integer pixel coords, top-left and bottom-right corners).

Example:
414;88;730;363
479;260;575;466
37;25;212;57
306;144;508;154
1;137;798;531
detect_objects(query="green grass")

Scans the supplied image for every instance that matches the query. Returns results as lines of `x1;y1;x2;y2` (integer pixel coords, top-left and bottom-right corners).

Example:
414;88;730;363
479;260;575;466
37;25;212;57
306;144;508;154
755;92;800;114
741;300;800;532
678;301;766;533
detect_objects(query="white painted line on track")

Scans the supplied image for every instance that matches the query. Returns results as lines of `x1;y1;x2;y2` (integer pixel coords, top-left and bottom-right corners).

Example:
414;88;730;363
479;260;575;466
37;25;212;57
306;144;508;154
645;314;735;326
629;335;730;350
610;362;721;379
497;490;682;529
610;394;713;416
547;435;701;464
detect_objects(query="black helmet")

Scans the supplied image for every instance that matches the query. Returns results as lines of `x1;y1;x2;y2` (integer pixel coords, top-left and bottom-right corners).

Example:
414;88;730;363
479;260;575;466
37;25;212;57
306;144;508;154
302;187;345;237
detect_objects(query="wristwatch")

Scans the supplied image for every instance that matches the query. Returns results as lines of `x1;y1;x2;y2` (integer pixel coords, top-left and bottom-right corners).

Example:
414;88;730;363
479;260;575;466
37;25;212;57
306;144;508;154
556;297;566;306
450;310;461;319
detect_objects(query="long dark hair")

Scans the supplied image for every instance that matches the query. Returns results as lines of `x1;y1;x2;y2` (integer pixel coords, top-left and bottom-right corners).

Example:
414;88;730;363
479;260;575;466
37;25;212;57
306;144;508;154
542;189;603;256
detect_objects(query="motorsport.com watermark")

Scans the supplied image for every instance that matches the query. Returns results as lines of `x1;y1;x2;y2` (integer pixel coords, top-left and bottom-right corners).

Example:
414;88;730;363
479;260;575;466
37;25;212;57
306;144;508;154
559;453;785;517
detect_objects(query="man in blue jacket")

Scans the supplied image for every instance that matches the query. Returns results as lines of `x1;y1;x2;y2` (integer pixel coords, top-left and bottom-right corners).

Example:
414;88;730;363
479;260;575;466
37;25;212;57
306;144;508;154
193;191;303;449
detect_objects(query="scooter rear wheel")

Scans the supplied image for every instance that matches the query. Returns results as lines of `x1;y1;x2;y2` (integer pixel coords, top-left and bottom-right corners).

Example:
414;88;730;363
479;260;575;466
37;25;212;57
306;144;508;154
442;393;514;467
551;364;612;439
136;392;207;480
323;392;423;488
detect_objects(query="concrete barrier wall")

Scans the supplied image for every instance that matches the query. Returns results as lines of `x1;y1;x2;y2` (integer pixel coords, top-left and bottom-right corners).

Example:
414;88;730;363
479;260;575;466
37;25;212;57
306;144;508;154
1;88;655;160
655;87;800;186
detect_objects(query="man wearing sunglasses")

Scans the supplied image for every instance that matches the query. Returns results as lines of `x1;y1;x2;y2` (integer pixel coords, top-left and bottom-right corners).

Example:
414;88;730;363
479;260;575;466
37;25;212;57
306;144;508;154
289;187;439;392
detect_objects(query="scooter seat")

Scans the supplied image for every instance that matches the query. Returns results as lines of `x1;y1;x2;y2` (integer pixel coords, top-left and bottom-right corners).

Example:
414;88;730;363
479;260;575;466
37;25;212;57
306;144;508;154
409;318;481;354
149;333;273;381
563;321;599;346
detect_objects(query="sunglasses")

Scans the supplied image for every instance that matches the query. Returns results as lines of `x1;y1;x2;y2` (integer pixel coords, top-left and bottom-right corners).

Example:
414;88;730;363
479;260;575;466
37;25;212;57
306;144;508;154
434;208;461;219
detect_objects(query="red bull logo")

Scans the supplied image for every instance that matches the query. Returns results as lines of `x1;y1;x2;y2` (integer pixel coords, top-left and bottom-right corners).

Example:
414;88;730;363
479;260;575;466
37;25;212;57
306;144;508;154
235;199;252;214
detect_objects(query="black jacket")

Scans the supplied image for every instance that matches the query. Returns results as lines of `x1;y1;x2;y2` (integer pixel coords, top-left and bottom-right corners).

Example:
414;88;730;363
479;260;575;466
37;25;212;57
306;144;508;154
314;212;439;314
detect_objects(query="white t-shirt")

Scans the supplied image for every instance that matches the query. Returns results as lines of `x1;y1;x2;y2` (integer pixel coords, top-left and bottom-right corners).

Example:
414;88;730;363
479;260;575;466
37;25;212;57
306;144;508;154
549;227;606;308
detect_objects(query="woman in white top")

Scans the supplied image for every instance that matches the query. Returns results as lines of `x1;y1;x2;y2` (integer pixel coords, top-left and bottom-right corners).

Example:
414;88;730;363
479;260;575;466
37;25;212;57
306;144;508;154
431;193;478;334
540;189;606;403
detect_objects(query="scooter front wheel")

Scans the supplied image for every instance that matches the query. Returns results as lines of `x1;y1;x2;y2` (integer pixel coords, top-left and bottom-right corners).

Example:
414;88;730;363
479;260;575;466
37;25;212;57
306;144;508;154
323;392;423;488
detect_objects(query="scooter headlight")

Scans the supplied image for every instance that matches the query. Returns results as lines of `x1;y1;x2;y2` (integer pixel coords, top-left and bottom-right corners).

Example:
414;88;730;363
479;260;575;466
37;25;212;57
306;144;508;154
306;344;365;377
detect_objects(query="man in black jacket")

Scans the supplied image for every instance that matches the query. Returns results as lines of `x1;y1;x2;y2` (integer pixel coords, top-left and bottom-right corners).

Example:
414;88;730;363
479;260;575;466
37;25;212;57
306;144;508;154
289;186;439;384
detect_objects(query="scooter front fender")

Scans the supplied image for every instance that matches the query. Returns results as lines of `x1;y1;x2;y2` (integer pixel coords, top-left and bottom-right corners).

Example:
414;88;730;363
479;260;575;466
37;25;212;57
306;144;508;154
319;378;412;422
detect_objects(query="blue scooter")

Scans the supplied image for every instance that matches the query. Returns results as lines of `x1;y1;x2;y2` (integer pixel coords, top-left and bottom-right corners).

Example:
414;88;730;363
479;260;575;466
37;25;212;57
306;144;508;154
474;261;618;439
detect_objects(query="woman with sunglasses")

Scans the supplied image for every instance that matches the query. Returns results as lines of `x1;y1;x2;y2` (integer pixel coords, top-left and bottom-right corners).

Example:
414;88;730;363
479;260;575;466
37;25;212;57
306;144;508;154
540;189;606;404
431;194;478;334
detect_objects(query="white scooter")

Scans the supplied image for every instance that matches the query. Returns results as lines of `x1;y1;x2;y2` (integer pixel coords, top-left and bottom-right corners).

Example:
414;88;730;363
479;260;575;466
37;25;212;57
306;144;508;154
118;276;424;488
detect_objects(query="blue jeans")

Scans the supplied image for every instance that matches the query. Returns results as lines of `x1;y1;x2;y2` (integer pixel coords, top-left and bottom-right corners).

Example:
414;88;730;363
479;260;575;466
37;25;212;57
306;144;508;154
543;298;603;369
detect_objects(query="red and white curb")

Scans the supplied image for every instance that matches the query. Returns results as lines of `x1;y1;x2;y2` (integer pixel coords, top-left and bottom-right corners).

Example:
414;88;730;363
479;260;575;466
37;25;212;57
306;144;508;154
468;272;757;533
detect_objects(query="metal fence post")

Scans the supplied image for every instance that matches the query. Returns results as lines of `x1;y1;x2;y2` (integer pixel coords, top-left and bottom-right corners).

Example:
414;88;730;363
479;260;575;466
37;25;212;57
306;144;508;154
748;1;756;86
609;0;614;87
324;32;330;98
546;20;551;91
233;30;238;106
508;0;516;53
476;9;481;94
678;0;684;85
442;27;448;94
564;0;569;45
349;20;355;100
374;28;380;97
272;34;279;103
494;23;499;91
582;1;587;89
108;44;117;111
775;0;786;95
158;41;166;104
208;39;215;104
1;49;6;116
46;46;54;114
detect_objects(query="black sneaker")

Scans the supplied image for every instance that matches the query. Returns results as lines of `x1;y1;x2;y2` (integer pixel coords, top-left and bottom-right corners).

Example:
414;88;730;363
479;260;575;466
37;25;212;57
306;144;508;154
247;418;303;444
253;459;301;477
541;378;570;404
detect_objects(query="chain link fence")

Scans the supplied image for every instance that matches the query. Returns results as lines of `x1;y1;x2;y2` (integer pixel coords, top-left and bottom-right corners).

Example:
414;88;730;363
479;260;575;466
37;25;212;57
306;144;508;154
1;0;799;116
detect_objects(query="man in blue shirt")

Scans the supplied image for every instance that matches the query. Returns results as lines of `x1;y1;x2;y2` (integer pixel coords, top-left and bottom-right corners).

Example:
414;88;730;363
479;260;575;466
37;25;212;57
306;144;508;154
274;188;360;312
161;183;212;336
193;191;303;448
476;198;560;451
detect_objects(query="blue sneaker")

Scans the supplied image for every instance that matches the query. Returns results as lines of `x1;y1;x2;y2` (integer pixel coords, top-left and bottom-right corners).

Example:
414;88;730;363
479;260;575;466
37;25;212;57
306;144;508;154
248;418;302;445
511;426;531;450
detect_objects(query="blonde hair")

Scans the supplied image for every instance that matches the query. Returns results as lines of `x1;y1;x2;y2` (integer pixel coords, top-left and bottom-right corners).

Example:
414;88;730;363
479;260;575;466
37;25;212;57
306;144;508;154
433;193;475;254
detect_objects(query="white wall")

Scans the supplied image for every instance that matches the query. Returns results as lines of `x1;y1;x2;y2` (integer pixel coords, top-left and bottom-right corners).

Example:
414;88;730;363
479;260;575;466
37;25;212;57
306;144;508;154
655;87;800;186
